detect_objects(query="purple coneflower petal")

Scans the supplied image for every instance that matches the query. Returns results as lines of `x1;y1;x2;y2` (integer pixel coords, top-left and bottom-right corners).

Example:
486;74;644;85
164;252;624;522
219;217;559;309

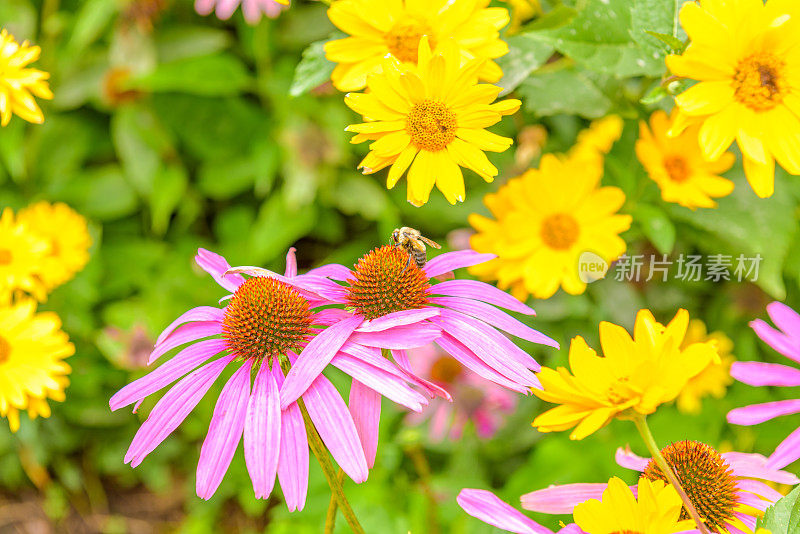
148;321;222;365
723;451;800;484
244;362;281;499
331;353;427;411
350;322;441;349
194;0;215;15
315;308;352;325
306;263;352;281
432;311;540;386
273;364;309;512
735;490;771;511
430;296;557;348
457;489;554;534
357;309;439;332
727;399;800;425
111;339;228;411
436;333;531;393
520;483;610;514
767;426;800;470
431;280;536;315
751;319;800;364
730;361;800;387
736;479;783;502
392;349;452;400
284;247;297;278
615;446;650;471
349;380;381;468
735;512;757;530
196;248;245;293
156;306;226;346
125;355;233;467
302;375;369;483
196;361;251;500
424;251;496;279
767;301;800;339
281;315;363;409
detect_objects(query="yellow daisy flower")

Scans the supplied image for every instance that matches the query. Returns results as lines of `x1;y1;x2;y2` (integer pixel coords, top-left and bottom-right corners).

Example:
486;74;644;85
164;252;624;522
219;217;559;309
500;0;541;34
637;110;735;209
532;309;719;440
0;298;73;432
0;28;53;127
568;114;624;164
468;134;631;300
666;0;800;198
0;208;49;301
324;0;509;92
676;320;734;415
345;37;521;206
17;201;92;291
573;477;694;534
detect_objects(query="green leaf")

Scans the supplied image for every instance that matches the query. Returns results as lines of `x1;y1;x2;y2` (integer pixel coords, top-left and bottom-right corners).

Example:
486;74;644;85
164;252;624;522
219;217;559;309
530;0;665;77
54;165;139;221
644;31;686;53
155;26;233;63
633;204;676;254
111;104;172;197
519;5;578;32
65;0;117;54
517;68;611;118
640;82;669;105
150;164;187;235
129;54;253;96
290;38;336;97
760;486;800;533
496;34;554;96
667;169;798;299
247;194;318;264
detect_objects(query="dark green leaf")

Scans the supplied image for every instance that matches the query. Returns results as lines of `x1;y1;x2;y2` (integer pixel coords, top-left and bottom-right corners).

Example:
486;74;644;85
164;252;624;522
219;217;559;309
633;204;676;254
289;38;336;97
517;68;612;118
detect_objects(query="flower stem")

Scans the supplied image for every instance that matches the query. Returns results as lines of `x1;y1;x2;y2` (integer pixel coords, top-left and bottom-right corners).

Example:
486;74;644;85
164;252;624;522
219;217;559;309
324;469;345;534
280;358;364;534
632;415;710;534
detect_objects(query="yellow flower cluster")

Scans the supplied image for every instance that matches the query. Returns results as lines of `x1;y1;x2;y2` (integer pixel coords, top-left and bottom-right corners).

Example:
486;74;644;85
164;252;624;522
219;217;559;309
532;309;719;440
0;202;89;431
667;0;800;198
0;29;53;127
468;117;631;300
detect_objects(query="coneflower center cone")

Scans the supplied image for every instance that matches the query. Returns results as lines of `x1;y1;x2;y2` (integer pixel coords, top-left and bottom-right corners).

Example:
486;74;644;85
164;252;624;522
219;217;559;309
734;53;785;111
406;100;457;152
540;213;580;250
642;441;737;532
222;277;313;361
346;245;430;320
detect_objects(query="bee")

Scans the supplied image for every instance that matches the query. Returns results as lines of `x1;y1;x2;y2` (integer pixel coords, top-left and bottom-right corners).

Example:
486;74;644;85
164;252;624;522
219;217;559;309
391;227;441;269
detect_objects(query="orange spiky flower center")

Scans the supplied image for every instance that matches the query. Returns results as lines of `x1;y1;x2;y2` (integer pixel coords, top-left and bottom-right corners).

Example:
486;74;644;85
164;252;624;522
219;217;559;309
642;440;737;532
346;245;431;320
385;21;434;63
733;52;785;111
407;100;458;152
222;277;313;361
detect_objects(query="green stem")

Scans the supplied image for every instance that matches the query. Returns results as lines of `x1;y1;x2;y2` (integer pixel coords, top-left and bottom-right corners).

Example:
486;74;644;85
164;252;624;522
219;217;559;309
279;359;364;533
324;469;345;534
632;415;710;534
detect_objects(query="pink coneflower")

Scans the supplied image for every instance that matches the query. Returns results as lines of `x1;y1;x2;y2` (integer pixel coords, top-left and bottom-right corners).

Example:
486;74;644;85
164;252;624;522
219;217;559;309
270;246;557;460
728;301;800;470
457;489;583;534
110;248;429;506
195;0;288;23
522;441;798;534
404;343;517;441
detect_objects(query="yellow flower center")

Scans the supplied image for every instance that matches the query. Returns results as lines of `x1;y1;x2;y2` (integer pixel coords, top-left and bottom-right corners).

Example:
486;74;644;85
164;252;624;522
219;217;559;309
0;249;11;265
222;277;313;361
385;21;434;63
643;441;737;532
346;245;431;320
540;214;580;250
733;53;785;111
430;356;463;384
0;335;11;364
406;100;458;152
664;155;690;183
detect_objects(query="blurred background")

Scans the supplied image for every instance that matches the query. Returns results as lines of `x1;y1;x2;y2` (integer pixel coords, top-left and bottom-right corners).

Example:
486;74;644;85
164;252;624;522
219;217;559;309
1;0;799;532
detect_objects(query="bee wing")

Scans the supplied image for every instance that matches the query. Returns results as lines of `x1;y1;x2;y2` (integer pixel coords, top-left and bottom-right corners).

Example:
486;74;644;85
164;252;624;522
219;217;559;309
420;236;442;249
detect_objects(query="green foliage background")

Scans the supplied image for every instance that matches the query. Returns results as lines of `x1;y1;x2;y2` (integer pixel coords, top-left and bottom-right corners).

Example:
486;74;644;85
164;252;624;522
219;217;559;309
1;0;799;531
